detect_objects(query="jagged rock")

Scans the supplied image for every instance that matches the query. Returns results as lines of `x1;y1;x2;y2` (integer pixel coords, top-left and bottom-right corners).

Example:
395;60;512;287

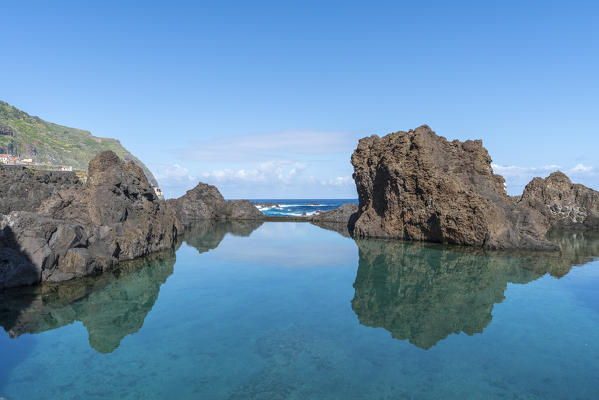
0;151;178;288
519;171;599;230
308;203;357;237
311;203;357;223
167;182;263;228
227;199;264;220
0;165;81;215
349;125;557;250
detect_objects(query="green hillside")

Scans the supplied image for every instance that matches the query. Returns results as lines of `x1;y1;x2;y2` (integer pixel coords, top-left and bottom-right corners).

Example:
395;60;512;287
0;100;157;185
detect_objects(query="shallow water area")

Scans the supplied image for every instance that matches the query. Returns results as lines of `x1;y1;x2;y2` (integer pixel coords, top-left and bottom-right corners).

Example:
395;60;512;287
0;222;598;399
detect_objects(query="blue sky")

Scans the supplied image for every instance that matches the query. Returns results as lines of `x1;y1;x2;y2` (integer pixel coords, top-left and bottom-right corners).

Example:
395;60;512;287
2;1;598;198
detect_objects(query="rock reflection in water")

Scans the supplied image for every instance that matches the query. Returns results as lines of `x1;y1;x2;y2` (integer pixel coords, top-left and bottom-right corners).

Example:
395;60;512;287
0;250;176;353
179;219;264;254
0;220;264;354
352;230;599;349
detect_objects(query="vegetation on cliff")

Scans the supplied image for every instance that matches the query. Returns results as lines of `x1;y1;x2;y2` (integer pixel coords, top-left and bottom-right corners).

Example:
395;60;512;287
0;100;157;185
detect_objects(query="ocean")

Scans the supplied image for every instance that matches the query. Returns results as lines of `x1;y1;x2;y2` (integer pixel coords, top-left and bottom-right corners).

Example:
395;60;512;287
250;198;358;217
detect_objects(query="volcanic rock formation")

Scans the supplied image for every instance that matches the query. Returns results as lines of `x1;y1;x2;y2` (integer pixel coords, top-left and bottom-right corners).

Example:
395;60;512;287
167;182;263;228
349;125;560;250
0;151;179;289
0;165;81;215
518;171;599;230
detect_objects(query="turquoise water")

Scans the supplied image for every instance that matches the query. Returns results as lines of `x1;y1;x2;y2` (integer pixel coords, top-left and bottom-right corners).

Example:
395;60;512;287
1;221;598;399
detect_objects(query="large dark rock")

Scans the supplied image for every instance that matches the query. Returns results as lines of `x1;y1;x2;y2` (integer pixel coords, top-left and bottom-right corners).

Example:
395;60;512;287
167;182;263;228
0;165;81;215
309;203;357;238
519;171;599;230
349;125;557;250
0;151;179;288
311;203;357;223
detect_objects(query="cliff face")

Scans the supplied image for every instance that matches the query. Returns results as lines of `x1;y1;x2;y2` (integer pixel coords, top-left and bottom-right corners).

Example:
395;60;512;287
349;125;556;250
167;182;263;228
0;151;178;289
519;171;599;230
0;100;158;186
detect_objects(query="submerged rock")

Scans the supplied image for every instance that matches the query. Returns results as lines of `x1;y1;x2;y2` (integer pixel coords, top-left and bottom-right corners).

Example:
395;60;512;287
519;171;599;230
167;182;263;228
0;151;178;289
349;125;557;250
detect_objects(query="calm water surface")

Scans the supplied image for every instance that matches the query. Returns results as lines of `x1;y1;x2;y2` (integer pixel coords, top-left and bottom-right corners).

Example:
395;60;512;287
1;221;598;399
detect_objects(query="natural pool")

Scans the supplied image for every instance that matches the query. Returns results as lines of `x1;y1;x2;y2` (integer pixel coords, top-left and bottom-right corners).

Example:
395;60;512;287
1;221;598;399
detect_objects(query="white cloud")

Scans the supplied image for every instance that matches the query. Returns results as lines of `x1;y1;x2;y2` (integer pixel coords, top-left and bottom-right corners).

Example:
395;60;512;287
570;163;593;173
200;160;308;185
491;163;562;178
155;163;195;182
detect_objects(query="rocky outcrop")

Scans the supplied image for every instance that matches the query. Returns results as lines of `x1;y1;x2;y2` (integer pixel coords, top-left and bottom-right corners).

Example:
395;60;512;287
0;165;81;215
167;182;263;228
349;125;557;250
311;203;357;223
0;151;178;289
309;203;357;238
519;171;599;230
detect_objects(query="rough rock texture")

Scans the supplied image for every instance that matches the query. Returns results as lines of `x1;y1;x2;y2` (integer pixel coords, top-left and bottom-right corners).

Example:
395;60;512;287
311;203;357;223
349;125;557;250
0;151;178;289
0;165;81;215
352;230;599;349
167;182;263;228
308;203;357;238
519;171;599;230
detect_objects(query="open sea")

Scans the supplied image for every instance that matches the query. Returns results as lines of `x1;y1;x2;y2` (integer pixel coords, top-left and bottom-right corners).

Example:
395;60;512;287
1;218;598;399
251;198;358;217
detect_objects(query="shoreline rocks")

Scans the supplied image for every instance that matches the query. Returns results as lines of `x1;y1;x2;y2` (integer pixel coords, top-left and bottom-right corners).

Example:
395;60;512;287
0;165;81;215
167;182;263;228
348;125;596;250
1;151;178;289
518;171;599;230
